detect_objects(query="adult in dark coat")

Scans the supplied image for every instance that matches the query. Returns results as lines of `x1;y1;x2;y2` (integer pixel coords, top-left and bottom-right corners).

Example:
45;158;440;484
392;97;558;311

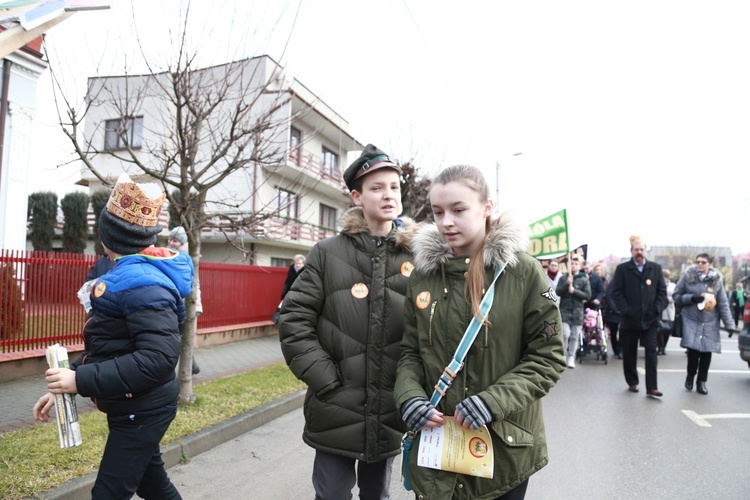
281;254;306;300
610;235;667;396
602;280;622;358
583;260;604;311
85;253;115;281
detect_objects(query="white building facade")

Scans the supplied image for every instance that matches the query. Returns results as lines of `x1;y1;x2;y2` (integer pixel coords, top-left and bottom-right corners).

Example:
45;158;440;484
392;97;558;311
79;55;362;266
0;43;47;250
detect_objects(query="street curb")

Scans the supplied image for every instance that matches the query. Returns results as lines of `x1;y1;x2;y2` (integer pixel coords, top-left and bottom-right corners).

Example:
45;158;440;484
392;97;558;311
36;390;306;499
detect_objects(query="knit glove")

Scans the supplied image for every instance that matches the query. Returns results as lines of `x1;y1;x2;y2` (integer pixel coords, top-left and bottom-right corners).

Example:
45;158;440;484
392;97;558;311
401;397;436;433
691;295;705;304
455;395;494;430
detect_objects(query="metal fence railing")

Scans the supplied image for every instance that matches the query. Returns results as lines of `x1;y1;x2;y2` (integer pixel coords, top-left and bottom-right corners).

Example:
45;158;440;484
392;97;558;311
0;249;287;355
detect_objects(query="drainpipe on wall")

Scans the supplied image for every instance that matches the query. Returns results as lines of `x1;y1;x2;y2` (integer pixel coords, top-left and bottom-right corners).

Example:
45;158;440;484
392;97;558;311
0;59;11;192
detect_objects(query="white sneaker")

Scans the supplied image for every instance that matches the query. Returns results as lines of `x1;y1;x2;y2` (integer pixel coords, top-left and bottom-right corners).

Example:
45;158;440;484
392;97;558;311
567;356;575;369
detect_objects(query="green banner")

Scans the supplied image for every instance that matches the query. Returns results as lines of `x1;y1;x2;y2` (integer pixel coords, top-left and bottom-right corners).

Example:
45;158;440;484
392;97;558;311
528;209;568;258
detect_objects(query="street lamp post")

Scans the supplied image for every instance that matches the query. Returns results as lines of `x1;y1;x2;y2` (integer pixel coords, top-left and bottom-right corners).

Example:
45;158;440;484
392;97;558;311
495;152;522;202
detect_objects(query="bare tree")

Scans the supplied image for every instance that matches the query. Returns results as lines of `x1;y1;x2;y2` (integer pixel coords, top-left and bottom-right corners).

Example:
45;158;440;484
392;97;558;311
46;9;333;403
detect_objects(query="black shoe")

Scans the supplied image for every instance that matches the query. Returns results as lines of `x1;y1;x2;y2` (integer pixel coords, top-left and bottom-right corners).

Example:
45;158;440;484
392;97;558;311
697;381;708;395
685;375;694;391
192;359;201;375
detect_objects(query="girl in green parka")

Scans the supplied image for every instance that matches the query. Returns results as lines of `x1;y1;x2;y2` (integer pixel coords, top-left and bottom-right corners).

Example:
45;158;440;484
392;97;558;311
394;165;566;499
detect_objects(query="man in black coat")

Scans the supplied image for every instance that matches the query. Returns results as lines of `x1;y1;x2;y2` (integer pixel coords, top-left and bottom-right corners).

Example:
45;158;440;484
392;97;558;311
610;236;667;396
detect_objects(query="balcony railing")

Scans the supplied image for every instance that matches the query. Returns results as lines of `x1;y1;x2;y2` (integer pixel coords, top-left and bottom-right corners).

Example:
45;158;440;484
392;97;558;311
289;147;345;188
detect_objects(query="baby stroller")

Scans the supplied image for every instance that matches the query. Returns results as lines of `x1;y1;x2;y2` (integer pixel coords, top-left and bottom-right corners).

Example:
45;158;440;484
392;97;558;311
577;308;608;364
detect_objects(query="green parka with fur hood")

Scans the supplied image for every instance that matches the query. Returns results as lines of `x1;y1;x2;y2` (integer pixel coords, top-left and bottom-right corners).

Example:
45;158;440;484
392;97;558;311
394;212;566;499
279;207;420;463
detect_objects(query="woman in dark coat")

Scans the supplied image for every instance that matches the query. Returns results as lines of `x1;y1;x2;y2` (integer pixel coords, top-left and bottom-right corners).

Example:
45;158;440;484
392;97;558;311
281;254;306;300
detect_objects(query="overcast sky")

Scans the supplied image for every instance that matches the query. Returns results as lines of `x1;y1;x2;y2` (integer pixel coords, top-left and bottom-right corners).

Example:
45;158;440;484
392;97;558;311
31;0;750;261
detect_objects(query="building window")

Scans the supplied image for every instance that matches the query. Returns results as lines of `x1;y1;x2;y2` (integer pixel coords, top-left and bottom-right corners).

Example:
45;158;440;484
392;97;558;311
320;204;337;230
271;257;289;268
290;127;301;165
322;147;338;176
274;187;298;219
104;116;144;151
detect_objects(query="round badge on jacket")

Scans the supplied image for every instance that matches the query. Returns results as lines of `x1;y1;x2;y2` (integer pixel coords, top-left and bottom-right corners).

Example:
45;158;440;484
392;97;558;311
351;283;369;299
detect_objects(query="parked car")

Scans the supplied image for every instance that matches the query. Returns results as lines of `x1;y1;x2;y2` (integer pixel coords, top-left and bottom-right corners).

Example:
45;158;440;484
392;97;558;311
738;302;750;368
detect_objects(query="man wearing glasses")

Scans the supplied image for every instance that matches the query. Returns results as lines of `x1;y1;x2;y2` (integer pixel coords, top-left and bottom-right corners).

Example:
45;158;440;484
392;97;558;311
610;235;667;397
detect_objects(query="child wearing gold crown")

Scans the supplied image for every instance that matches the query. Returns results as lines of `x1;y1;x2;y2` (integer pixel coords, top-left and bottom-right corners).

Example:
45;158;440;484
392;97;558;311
33;173;193;499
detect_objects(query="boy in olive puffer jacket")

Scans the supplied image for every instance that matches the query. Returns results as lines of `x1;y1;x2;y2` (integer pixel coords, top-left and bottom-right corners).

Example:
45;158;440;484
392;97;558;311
279;144;419;499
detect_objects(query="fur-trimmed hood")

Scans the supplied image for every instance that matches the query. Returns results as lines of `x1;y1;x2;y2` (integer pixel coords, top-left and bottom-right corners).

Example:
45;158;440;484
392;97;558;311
339;206;421;253
412;210;530;273
683;265;723;288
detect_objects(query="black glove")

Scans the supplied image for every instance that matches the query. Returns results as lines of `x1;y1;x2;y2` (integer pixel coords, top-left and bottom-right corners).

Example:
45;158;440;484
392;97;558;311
401;397;436;433
691;295;705;304
728;329;735;338
455;395;494;430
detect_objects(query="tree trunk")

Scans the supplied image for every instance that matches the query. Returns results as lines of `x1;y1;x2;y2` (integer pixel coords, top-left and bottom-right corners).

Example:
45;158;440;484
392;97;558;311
177;291;197;403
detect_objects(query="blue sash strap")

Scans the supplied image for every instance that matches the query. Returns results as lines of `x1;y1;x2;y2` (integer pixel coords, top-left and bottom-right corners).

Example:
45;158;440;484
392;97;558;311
402;263;507;491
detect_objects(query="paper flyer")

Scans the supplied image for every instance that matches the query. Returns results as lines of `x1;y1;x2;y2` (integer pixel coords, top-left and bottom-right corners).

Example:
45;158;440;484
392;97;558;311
417;416;494;478
45;344;83;449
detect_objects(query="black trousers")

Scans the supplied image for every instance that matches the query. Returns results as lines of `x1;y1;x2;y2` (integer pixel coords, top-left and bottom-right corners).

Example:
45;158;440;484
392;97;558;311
605;322;620;356
686;348;712;382
620;326;658;390
92;404;181;500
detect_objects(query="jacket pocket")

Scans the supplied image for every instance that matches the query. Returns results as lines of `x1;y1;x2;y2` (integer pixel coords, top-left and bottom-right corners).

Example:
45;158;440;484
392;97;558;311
491;418;534;448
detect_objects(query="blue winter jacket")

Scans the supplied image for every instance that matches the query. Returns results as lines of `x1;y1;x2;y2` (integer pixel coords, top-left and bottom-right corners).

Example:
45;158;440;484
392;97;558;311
71;247;194;415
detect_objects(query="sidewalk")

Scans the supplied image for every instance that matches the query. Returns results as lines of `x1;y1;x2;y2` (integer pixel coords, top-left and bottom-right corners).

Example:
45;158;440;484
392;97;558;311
0;334;286;434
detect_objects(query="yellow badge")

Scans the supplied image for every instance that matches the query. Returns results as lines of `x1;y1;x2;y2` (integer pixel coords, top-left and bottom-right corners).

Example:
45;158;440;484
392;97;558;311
94;280;107;297
646;279;652;286
401;261;415;277
351;283;369;299
415;291;431;309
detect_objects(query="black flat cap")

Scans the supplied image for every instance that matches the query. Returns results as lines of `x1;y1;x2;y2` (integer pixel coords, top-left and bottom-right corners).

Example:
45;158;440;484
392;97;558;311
343;144;400;191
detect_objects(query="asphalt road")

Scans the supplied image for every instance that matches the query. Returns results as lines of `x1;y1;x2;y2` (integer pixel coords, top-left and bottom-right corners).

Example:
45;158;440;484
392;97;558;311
168;335;750;500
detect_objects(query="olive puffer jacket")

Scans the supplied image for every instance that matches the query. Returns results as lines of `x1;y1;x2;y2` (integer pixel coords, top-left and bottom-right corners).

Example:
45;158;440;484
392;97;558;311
556;270;591;325
394;212;566;499
673;266;735;353
279;208;420;463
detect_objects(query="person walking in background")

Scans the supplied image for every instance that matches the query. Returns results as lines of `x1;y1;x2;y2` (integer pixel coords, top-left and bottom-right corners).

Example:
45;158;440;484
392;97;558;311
394;164;564;499
33;173;192;499
583;260;604;311
610;235;667;397
279;144;419;500
730;282;747;328
673;253;735;395
85;253;115;281
556;254;591;368
168;226;202;375
602;279;622;359
281;254;306;301
657;270;676;355
545;259;562;304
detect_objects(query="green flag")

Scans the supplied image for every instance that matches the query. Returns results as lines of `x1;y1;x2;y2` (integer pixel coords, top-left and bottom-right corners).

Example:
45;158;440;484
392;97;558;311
528;209;568;258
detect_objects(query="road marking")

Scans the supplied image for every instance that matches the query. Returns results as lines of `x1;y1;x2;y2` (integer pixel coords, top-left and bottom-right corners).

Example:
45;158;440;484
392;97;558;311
682;410;750;427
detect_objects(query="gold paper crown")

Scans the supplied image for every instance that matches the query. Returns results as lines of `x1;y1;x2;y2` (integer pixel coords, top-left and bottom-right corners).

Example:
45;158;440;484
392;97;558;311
106;174;165;228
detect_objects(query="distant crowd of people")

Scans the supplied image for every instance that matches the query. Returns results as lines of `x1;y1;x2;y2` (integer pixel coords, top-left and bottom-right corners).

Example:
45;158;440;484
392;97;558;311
547;240;744;399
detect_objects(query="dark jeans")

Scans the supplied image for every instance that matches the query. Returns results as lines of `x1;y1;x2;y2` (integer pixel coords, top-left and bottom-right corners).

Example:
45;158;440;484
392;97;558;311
620;326;658;390
687;348;712;382
495;479;529;499
92;405;181;500
733;306;743;327
312;450;394;500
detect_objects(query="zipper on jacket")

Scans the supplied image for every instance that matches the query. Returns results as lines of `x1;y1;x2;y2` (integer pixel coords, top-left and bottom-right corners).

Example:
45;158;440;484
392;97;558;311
428;301;438;346
483;321;489;348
